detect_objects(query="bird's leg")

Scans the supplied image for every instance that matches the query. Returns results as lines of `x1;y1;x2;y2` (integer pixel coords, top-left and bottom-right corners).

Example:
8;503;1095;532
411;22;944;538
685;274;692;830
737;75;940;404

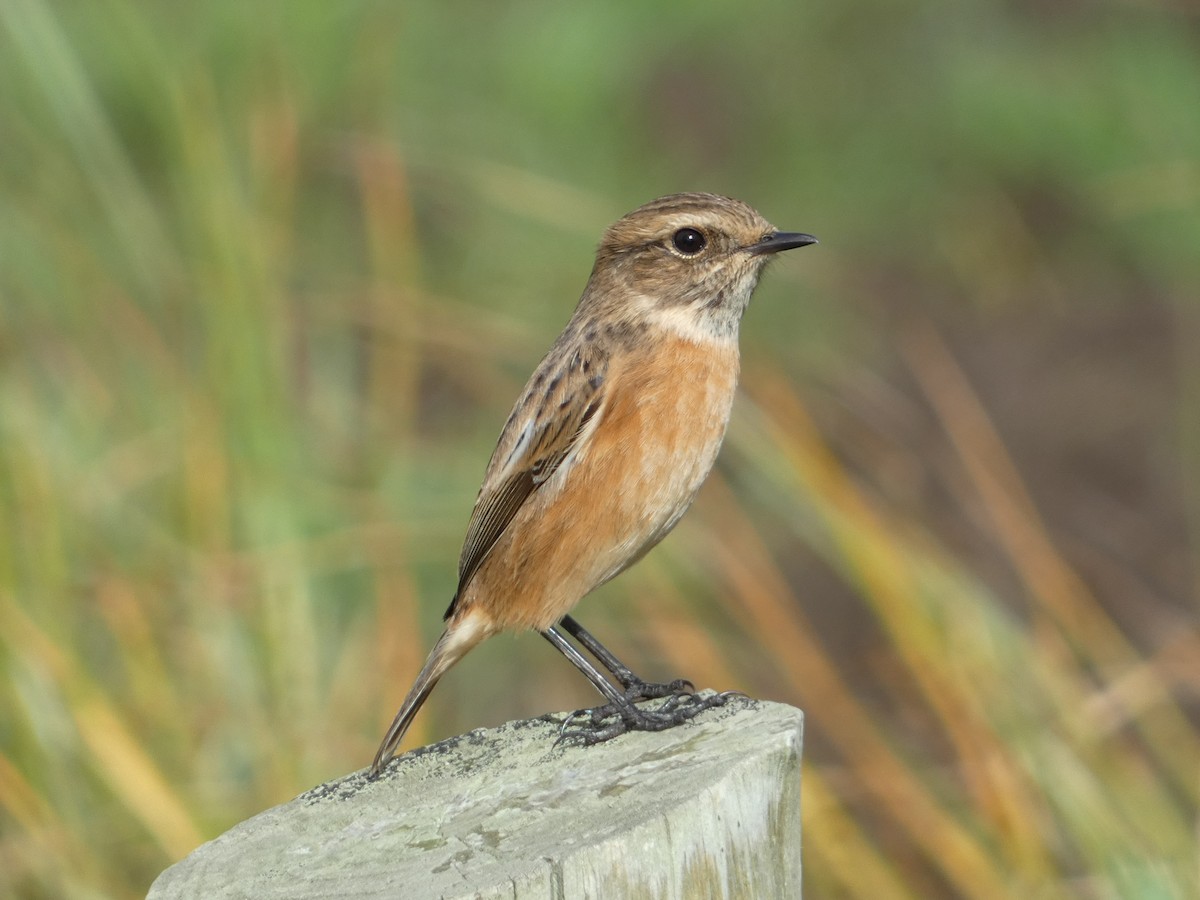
542;624;731;746
558;615;694;702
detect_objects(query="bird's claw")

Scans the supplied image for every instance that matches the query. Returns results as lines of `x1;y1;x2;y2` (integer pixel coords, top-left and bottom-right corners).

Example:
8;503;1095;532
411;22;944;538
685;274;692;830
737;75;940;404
620;676;695;702
556;690;733;747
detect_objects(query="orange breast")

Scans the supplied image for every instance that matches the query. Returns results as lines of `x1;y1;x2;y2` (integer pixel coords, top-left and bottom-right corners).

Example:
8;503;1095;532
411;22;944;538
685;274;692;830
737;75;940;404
464;335;740;631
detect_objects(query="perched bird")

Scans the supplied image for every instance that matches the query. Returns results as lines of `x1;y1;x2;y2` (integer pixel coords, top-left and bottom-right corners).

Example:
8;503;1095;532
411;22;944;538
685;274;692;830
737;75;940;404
370;192;816;776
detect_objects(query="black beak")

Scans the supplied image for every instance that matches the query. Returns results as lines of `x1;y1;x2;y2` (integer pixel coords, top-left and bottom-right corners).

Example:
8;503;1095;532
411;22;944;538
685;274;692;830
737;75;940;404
748;231;819;256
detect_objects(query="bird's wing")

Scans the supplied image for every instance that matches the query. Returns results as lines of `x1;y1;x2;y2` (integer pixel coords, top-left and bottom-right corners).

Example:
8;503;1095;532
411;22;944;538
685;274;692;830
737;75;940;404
445;343;608;618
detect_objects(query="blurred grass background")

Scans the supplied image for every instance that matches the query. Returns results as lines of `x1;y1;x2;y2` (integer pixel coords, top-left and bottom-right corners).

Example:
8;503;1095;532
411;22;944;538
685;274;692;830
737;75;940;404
1;0;1197;897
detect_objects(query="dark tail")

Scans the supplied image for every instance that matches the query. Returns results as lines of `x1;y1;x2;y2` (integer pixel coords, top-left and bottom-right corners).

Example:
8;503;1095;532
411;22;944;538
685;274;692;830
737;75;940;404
368;611;488;777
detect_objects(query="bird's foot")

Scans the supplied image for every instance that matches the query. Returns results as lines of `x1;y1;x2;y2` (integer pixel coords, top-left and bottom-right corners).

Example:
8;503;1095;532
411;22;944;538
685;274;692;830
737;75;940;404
619;676;695;703
556;690;742;746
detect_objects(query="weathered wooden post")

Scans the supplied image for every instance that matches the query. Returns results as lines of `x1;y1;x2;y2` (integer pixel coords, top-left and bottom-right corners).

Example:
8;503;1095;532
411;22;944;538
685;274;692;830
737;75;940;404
148;697;803;899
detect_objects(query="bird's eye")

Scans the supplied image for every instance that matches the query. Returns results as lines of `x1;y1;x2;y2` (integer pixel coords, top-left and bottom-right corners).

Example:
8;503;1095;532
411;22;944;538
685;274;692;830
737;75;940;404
671;227;707;255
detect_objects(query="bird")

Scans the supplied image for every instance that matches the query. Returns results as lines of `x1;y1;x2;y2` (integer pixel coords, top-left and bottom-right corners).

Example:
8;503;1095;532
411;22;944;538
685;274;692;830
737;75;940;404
369;192;816;776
